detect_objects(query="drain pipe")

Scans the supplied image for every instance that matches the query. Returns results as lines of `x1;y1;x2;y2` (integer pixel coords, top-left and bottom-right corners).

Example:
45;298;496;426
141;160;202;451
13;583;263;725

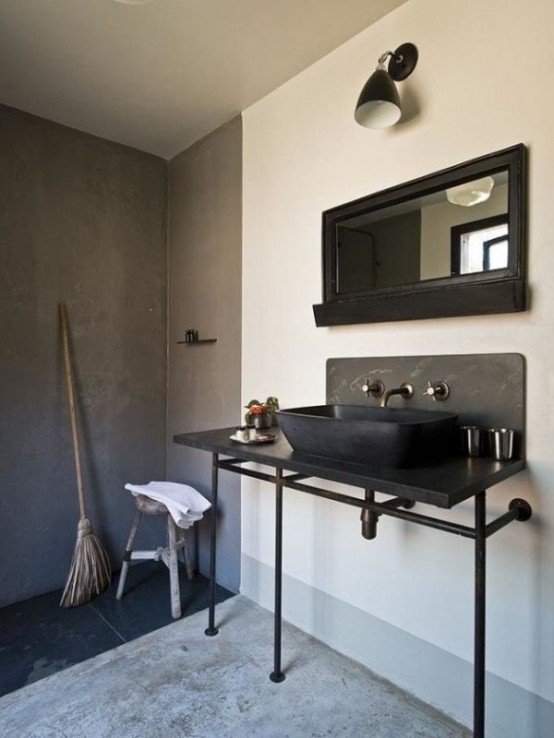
361;490;378;539
361;489;416;539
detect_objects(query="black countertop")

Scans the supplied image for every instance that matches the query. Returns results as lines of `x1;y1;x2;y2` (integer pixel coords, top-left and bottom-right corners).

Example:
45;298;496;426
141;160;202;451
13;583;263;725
173;428;526;509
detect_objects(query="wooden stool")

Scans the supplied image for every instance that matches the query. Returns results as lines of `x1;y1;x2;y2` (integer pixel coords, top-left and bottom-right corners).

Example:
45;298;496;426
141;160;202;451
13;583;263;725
116;494;194;619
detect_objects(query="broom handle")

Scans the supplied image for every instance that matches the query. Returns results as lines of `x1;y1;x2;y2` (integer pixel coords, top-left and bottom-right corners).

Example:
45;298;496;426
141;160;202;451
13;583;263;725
59;303;86;520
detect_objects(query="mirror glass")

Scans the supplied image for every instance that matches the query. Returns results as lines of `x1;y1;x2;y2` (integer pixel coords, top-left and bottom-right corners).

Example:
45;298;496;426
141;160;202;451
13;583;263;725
335;170;508;295
314;145;526;327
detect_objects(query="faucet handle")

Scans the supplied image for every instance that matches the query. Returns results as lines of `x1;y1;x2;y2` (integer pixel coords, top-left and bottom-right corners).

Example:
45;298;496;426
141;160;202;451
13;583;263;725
362;379;385;399
423;380;450;401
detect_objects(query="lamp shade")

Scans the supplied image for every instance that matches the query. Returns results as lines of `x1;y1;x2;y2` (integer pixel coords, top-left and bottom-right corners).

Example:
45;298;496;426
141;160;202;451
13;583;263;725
354;67;401;129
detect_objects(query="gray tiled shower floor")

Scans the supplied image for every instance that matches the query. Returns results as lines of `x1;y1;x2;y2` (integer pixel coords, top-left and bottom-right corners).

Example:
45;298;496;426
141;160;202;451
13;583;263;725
0;561;233;697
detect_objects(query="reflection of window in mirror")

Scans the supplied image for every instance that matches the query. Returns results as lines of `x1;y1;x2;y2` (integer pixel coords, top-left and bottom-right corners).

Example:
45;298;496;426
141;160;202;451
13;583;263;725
450;215;509;276
420;176;508;281
483;235;508;270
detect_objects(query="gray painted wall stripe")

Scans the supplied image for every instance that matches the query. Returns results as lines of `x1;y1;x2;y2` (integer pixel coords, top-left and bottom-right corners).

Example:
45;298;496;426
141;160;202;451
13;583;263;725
241;554;553;738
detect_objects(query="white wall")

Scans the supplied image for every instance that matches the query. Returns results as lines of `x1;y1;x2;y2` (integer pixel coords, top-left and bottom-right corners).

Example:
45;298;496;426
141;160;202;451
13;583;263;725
242;0;554;730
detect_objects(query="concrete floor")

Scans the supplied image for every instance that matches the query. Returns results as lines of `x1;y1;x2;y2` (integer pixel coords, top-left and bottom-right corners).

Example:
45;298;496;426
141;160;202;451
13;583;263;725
0;595;470;738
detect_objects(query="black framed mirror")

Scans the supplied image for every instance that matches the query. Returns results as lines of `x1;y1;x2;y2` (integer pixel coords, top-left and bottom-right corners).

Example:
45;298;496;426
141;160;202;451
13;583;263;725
313;144;527;326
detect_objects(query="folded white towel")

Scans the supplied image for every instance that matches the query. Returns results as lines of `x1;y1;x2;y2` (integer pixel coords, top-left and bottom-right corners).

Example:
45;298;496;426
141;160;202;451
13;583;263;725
124;481;211;529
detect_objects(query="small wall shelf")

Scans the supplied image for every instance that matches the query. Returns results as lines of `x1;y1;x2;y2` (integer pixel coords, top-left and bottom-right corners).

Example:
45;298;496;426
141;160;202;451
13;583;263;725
177;338;217;345
177;330;217;345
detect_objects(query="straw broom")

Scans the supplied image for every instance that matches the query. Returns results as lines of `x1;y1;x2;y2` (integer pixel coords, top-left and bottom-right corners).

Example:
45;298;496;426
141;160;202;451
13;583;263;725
59;303;111;607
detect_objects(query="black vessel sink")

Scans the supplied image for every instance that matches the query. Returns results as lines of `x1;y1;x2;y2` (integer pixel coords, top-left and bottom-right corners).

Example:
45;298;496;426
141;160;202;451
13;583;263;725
277;405;459;468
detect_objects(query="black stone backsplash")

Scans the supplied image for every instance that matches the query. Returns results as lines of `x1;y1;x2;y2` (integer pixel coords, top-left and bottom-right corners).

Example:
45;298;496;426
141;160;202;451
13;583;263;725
327;354;525;457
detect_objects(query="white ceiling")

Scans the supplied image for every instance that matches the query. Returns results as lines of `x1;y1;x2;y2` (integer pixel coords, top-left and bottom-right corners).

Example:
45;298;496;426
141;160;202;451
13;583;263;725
0;0;407;159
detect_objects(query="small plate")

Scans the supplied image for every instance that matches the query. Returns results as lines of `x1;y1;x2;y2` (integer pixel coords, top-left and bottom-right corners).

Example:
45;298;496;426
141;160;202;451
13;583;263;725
230;433;277;445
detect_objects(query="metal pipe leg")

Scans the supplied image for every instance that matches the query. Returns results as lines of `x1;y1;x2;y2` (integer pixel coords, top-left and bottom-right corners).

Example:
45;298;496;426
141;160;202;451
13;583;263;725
474;491;486;738
167;517;182;619
205;452;219;636
270;468;286;683
116;510;142;600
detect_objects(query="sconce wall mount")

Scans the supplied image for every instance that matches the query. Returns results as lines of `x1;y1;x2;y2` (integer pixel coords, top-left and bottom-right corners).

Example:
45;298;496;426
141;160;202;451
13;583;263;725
355;42;418;129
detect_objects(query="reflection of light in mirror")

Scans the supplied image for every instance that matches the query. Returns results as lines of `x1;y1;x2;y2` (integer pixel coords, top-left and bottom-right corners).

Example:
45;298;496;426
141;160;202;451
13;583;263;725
460;223;508;274
446;176;495;207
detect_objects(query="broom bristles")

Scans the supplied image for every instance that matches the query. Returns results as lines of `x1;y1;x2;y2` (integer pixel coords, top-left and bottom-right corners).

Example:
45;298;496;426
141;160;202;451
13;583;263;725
60;518;111;608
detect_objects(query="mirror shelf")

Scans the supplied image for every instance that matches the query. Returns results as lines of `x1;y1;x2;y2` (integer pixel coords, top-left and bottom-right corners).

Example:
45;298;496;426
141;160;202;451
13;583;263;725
313;144;527;326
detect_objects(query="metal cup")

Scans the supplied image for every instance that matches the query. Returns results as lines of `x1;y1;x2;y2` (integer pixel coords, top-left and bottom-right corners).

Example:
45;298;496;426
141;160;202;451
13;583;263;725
488;428;515;461
460;425;483;457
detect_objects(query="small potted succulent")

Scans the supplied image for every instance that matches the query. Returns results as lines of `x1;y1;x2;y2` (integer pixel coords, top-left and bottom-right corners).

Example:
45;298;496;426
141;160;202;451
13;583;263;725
245;396;279;429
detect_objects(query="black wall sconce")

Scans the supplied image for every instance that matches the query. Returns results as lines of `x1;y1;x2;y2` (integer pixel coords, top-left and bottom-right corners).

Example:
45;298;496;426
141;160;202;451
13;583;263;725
354;42;418;129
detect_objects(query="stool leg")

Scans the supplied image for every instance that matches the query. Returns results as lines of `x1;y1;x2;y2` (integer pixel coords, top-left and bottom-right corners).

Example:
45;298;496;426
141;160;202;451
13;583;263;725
167;516;182;619
179;528;195;581
116;510;142;600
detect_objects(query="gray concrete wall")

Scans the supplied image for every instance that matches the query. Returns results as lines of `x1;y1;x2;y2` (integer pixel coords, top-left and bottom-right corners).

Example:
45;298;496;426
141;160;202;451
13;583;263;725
0;105;168;607
167;117;242;593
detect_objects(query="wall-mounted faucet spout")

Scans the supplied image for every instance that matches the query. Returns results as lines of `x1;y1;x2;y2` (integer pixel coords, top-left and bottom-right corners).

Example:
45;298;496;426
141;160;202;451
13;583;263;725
380;382;414;407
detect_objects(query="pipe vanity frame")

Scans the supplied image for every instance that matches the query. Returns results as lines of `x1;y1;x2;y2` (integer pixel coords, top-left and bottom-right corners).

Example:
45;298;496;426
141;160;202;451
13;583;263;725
192;443;530;738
